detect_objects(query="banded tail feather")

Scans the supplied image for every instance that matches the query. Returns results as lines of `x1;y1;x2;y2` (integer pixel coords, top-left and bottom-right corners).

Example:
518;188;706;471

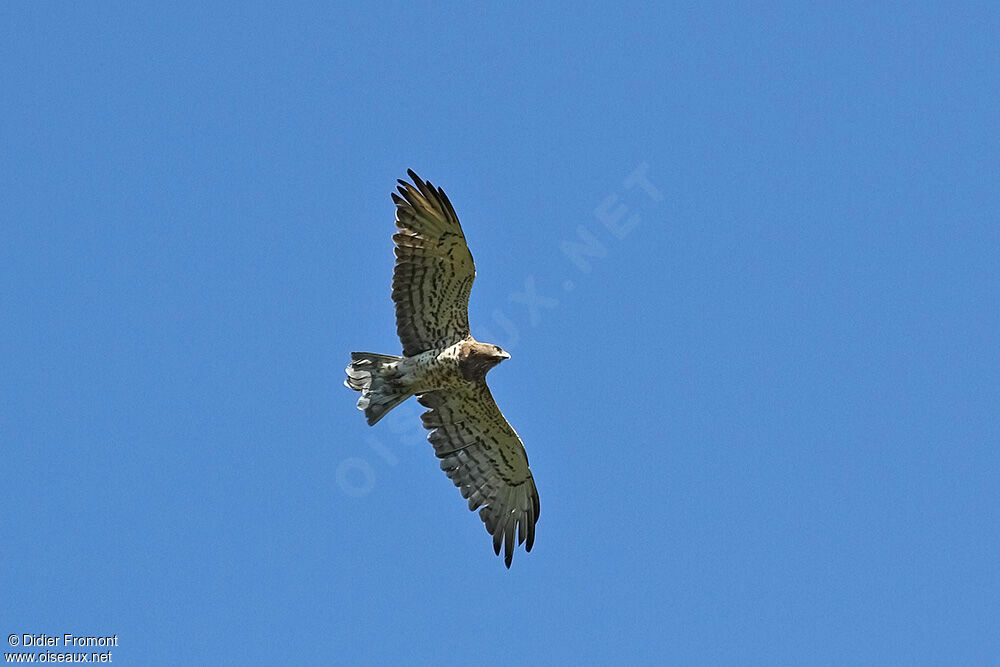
344;352;410;425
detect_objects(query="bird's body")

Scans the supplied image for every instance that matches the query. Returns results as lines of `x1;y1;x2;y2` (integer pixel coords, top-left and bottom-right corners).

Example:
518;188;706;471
346;338;509;421
345;171;540;568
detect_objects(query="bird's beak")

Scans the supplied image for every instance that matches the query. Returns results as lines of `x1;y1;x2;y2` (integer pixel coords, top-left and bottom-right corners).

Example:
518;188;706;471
499;350;510;360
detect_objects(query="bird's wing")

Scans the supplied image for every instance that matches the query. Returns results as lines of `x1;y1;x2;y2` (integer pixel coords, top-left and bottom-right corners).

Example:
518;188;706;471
391;170;476;357
418;383;540;568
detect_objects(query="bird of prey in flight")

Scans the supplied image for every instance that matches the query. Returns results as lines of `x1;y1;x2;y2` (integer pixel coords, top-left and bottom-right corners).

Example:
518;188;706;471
345;170;540;568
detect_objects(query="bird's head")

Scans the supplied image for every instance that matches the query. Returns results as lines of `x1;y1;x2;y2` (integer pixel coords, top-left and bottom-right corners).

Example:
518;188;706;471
459;341;510;381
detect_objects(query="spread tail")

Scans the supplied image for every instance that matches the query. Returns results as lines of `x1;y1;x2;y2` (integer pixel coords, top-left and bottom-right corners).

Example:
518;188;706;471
344;352;410;425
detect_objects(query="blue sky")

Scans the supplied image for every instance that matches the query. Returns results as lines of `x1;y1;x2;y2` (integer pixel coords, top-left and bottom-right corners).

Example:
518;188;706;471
2;2;998;664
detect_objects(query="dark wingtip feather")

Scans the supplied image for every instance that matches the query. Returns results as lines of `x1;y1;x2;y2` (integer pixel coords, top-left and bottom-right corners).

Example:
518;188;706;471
504;524;514;567
490;513;503;556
